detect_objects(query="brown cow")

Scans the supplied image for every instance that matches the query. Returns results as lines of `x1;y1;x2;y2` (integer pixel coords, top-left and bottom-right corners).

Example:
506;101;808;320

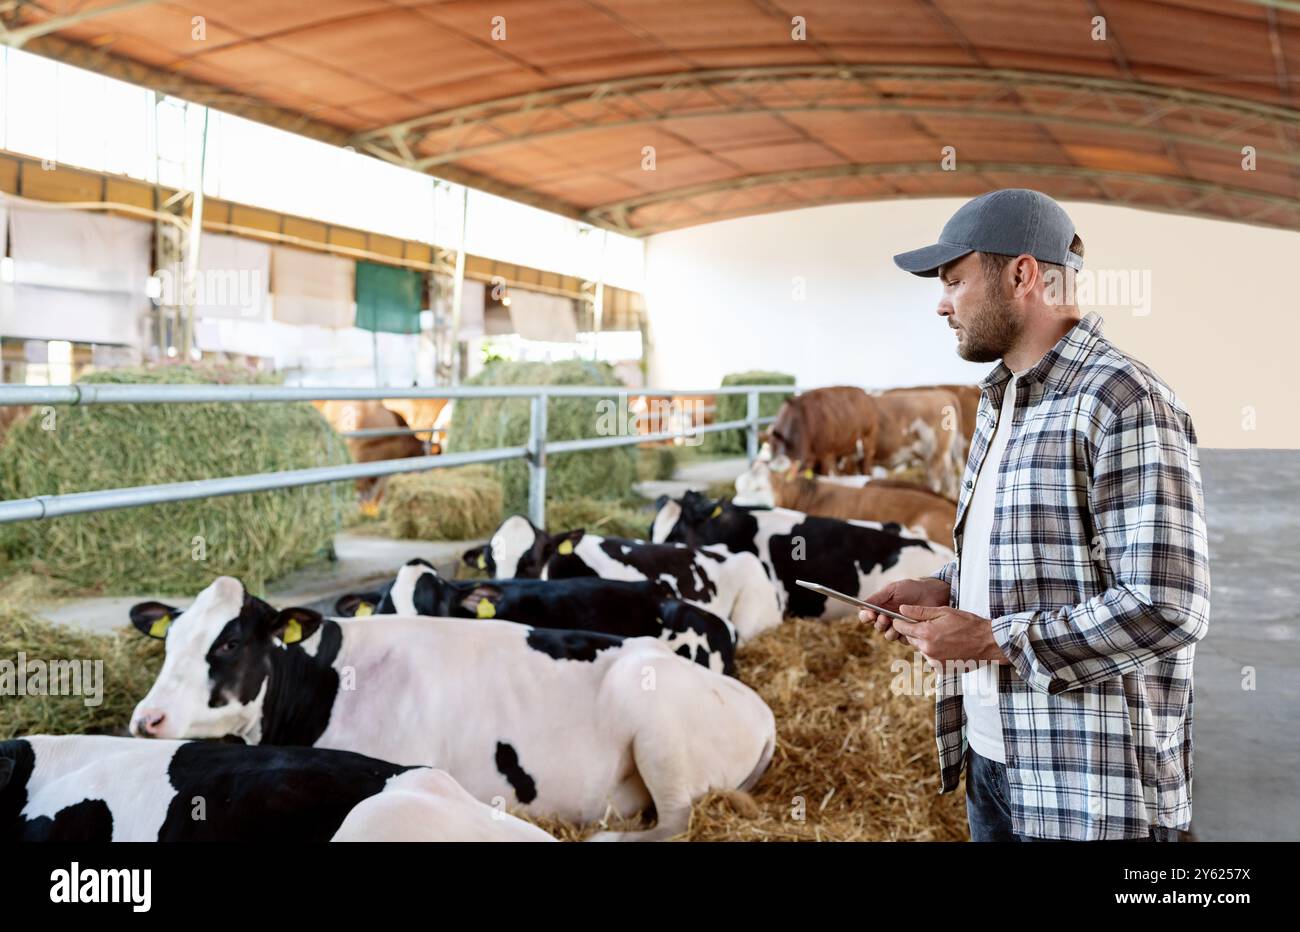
869;387;965;499
315;400;426;514
766;385;967;497
736;460;956;544
887;383;980;460
766;386;878;476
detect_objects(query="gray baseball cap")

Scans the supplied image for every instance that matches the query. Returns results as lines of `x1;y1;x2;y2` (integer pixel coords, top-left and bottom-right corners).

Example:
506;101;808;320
893;188;1083;277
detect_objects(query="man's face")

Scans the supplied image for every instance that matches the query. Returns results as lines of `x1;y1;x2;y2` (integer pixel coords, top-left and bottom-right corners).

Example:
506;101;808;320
935;252;1024;363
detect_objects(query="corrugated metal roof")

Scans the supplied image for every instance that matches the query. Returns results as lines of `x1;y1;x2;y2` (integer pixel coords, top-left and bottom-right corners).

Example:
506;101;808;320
8;0;1299;234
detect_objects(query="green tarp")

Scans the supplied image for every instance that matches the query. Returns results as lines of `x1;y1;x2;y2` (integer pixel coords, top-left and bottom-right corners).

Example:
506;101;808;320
354;261;422;333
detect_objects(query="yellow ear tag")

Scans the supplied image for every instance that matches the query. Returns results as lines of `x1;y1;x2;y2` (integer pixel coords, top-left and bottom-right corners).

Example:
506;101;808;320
354;603;374;617
557;539;574;555
283;619;303;644
476;554;487;569
148;615;172;638
476;599;496;619
710;505;722;518
803;468;814;479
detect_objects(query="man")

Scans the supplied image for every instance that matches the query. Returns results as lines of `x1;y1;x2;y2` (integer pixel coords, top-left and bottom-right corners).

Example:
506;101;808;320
861;188;1210;841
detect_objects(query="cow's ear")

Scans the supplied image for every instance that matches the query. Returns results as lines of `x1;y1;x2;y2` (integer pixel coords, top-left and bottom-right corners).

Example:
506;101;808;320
463;545;488;571
653;494;669;512
334;593;379;618
131;602;180;639
553;528;584;556
268;607;324;645
407;557;435;570
0;756;14;792
459;585;503;619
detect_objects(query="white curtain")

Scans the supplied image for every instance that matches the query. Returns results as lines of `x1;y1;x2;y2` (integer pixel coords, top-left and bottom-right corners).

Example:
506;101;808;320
508;288;577;342
458;278;485;338
2;202;149;345
270;245;354;328
193;233;272;322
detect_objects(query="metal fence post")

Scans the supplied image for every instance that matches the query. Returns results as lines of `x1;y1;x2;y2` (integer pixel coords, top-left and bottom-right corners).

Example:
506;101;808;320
745;389;759;462
527;392;548;527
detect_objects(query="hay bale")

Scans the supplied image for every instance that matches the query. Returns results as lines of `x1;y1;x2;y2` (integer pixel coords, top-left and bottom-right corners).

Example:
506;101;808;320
519;617;968;841
0;365;351;596
704;371;795;455
0;597;163;740
381;465;503;540
445;360;636;514
637;445;679;482
545;497;653;540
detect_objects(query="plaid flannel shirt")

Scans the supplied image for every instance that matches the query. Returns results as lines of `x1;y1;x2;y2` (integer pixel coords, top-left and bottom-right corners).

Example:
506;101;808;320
930;311;1211;840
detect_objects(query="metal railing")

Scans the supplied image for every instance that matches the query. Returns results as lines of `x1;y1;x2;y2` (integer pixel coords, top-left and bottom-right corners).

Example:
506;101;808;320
0;383;795;528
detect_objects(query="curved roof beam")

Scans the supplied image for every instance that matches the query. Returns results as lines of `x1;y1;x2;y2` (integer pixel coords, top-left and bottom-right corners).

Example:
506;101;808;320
351;64;1300;158
584;162;1300;235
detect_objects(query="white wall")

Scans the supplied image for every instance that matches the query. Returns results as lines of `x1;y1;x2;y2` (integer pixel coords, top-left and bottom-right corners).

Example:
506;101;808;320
644;198;1300;449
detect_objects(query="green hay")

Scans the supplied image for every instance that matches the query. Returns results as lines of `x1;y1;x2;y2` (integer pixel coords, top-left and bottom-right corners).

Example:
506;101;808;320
0;594;163;740
704;371;795;455
0;365;352;596
636;445;679;482
545;496;655;540
381;465;504;541
703;479;737;501
445;360;636;513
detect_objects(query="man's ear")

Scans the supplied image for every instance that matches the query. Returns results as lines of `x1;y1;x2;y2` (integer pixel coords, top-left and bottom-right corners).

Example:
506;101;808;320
552;528;584;556
267;607;324;646
334;593;379;618
459;585;503;619
130;602;180;639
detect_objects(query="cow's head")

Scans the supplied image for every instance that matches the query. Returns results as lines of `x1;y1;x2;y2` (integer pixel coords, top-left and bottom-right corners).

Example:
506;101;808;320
335;557;437;616
128;576;322;741
651;490;723;545
766;397;804;465
463;515;576;578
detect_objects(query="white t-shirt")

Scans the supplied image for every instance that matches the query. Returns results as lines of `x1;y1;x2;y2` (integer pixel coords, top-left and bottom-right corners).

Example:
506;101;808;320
958;370;1024;763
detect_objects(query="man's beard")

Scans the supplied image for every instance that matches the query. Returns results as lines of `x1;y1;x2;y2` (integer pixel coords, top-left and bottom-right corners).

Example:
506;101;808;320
956;281;1023;363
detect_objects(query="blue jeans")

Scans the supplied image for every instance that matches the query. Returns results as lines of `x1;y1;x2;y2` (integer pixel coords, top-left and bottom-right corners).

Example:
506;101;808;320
964;748;1180;842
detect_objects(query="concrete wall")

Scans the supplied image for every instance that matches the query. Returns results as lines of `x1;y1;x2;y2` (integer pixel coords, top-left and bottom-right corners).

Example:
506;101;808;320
644;198;1300;449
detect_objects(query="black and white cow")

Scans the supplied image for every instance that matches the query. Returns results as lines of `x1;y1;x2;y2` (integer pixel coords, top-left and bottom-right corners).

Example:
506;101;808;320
0;734;553;842
463;515;782;642
651;491;954;620
127;576;775;841
337;559;737;676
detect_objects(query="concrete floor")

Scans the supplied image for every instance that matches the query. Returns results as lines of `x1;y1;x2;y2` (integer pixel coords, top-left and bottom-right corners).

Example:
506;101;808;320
39;533;481;634
1189;449;1299;840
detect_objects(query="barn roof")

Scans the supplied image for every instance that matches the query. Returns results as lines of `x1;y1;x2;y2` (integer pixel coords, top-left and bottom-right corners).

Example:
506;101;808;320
7;0;1300;235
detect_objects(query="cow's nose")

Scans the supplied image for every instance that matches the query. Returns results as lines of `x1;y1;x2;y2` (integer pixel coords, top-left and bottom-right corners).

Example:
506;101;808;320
134;709;167;738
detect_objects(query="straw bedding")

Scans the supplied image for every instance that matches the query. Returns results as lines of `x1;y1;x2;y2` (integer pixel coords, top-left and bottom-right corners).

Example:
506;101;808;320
523;616;968;841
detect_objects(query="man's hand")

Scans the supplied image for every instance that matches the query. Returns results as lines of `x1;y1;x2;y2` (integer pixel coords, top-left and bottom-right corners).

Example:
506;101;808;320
889;604;1009;665
857;577;950;642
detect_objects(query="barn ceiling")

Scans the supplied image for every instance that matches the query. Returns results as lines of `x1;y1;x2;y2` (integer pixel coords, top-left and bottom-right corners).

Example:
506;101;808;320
5;0;1300;236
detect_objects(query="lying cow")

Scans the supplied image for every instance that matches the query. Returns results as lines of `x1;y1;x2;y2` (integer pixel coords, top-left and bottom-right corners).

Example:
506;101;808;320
651;491;953;620
1;734;553;842
734;459;956;545
463;515;782;643
337;559;737;676
128;576;775;841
